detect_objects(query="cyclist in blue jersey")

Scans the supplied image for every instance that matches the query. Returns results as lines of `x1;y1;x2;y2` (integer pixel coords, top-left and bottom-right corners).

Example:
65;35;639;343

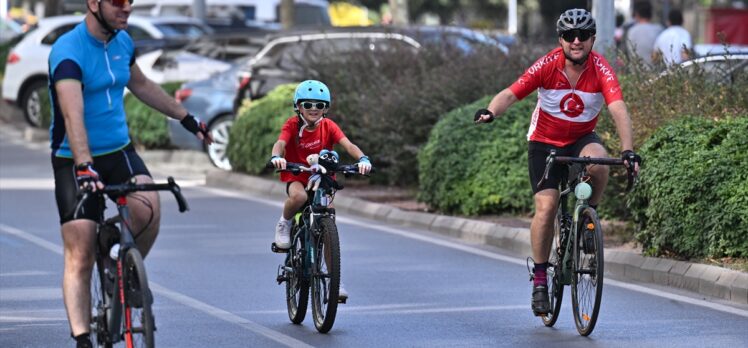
48;1;212;346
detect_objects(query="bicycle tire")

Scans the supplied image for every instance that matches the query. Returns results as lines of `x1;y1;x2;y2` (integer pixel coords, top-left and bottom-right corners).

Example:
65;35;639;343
541;209;566;327
311;217;340;333
571;207;604;336
123;248;155;348
286;222;309;324
90;257;113;348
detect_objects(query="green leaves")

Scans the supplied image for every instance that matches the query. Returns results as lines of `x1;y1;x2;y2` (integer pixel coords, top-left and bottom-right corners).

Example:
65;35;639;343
629;116;748;259
418;95;536;215
125;82;182;149
227;83;297;174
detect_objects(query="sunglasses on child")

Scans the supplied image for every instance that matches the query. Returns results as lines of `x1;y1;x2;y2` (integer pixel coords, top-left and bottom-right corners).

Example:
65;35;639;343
560;29;594;43
102;0;133;8
300;101;329;110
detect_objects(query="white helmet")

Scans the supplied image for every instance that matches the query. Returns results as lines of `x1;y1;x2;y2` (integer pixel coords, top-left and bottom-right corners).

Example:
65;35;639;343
557;9;596;34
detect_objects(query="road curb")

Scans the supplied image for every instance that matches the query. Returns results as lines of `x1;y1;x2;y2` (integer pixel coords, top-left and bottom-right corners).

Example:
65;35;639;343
205;170;748;306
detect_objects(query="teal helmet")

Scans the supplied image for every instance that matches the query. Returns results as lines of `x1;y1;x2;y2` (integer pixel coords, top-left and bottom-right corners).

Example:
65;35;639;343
294;80;331;106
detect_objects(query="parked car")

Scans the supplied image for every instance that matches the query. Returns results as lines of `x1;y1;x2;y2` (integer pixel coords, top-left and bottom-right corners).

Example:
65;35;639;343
168;58;250;170
401;25;509;56
653;54;748;85
170;29;422;170
693;43;748;57
0;18;24;45
1;15;213;127
236;28;421;102
131;0;330;33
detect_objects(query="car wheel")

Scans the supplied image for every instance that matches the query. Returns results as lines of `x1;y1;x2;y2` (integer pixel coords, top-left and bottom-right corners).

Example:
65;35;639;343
206;114;234;170
21;79;50;128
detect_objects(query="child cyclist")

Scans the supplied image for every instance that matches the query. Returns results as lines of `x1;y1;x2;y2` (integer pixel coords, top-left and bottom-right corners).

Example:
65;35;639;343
269;80;372;301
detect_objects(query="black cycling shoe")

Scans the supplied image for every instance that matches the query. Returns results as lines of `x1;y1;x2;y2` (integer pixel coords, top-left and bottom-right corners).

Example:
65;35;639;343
531;285;551;316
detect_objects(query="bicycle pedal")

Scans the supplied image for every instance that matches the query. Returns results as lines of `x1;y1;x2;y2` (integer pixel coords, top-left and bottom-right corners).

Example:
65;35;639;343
271;243;289;253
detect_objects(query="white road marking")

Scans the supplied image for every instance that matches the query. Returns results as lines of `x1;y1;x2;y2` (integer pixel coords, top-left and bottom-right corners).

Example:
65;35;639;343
198;186;748;319
0;178;55;190
0;223;313;348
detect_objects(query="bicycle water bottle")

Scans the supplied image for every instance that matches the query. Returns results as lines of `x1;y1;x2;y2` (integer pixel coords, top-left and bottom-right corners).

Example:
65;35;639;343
109;243;120;260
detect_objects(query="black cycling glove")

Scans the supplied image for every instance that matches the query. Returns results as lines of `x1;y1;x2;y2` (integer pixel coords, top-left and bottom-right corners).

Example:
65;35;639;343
180;113;210;138
621;150;642;166
474;108;495;123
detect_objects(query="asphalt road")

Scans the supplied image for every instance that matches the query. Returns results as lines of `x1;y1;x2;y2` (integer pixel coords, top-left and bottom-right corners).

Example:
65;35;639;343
1;127;747;347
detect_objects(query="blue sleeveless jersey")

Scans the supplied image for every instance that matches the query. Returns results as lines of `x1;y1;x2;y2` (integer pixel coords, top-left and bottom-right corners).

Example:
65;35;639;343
48;21;134;158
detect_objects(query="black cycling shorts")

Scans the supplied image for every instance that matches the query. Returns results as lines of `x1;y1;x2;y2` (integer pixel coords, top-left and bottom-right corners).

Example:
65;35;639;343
528;132;603;194
52;144;151;224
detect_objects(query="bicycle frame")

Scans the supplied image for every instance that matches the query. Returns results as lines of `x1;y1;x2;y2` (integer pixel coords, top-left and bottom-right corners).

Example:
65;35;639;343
556;165;593;286
78;177;188;347
288;182;336;282
97;194;140;344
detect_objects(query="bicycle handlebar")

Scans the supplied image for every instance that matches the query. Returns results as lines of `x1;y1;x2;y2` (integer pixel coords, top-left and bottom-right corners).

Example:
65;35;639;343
265;161;375;177
75;177;189;218
538;150;637;191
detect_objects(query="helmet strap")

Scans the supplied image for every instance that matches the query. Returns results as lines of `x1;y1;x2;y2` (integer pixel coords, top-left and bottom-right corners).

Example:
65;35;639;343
88;0;118;39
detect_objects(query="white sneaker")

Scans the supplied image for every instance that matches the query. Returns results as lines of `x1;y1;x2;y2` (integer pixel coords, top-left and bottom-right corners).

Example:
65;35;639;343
338;283;348;303
274;218;292;249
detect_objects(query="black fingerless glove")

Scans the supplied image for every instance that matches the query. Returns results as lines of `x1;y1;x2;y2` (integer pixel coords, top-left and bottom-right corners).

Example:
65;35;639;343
621;150;642;165
474;108;495;123
181;113;209;137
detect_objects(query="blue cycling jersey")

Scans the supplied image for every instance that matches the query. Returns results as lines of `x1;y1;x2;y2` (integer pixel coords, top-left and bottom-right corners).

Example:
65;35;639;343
48;21;134;158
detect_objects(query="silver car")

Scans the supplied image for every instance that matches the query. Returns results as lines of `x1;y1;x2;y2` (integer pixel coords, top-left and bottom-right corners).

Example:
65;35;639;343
168;58;249;170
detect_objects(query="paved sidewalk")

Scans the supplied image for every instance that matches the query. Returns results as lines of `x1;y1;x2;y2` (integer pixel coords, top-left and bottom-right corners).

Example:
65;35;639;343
202;169;748;307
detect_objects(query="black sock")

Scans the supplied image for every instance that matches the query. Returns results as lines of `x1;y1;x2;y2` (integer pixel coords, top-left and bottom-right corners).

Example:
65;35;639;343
74;333;92;348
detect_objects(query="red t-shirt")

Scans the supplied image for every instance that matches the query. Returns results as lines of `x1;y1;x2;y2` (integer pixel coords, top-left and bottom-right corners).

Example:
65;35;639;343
509;47;624;147
278;116;346;183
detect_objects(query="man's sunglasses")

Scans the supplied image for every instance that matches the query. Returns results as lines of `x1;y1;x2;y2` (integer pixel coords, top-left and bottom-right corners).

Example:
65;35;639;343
103;0;133;8
560;29;594;43
300;101;329;110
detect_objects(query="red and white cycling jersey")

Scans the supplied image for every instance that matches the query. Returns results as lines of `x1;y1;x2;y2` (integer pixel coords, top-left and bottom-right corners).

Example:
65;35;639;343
509;47;623;147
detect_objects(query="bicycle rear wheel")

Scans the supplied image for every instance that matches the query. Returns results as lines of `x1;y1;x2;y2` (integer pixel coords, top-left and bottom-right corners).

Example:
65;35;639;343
541;209;566;327
311;217;340;333
90;258;113;348
571;207;604;336
286;222;309;324
123;248;155;348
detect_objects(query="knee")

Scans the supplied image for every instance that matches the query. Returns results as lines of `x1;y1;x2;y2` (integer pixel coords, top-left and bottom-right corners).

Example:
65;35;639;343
289;191;307;206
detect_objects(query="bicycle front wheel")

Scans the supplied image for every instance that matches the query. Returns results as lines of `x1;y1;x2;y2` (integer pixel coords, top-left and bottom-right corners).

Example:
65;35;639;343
123;248;155;348
286;223;309;324
311;217;340;333
541;209;566;327
571;207;604;336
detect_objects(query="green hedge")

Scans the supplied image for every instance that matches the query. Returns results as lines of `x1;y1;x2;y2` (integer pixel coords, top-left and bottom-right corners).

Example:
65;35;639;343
124;82;181;149
418;95;536;215
227;83;297;174
304;41;541;186
629;116;748;259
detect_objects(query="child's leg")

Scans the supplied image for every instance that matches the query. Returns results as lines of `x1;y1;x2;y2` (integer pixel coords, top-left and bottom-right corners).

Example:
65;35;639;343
283;181;307;219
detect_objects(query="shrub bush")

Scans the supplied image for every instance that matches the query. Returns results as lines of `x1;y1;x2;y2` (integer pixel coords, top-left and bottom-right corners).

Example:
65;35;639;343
628;116;748;259
418;95;537;215
227;83;297;174
304;40;547;186
124;82;181;149
592;52;748;220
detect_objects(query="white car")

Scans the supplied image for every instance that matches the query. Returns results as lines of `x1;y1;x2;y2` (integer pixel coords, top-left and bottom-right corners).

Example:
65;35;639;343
1;15;218;127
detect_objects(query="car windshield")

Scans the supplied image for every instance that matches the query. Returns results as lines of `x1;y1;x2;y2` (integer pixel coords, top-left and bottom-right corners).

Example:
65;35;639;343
154;23;212;39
